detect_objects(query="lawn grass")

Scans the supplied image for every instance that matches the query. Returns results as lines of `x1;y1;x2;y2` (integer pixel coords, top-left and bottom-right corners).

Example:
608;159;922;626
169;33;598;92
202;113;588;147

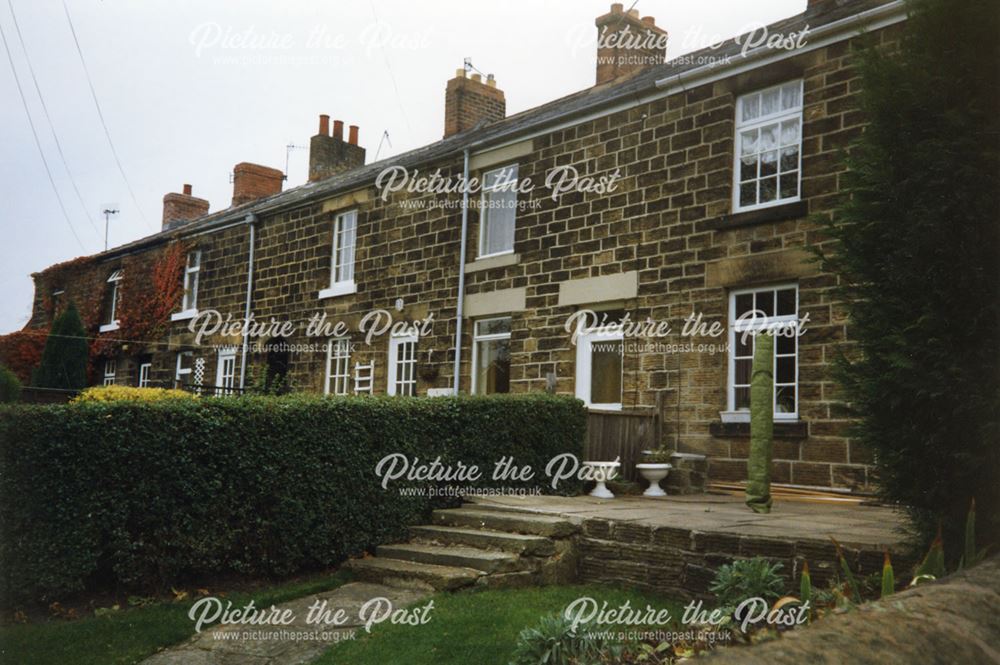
0;569;351;665
317;584;685;665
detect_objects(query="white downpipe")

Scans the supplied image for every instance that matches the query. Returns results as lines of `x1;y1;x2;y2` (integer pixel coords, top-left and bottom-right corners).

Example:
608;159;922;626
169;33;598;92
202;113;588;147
239;213;257;390
452;149;471;394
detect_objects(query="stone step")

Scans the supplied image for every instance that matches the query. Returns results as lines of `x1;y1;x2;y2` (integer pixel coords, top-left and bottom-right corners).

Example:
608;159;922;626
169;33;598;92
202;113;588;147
431;508;577;538
344;556;480;591
377;543;522;573
409;525;556;556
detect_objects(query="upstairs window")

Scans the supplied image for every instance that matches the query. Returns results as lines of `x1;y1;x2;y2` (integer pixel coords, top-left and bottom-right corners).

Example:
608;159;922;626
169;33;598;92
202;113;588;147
100;269;123;332
320;210;358;299
479;164;518;257
734;81;802;212
182;250;200;312
472;317;511;394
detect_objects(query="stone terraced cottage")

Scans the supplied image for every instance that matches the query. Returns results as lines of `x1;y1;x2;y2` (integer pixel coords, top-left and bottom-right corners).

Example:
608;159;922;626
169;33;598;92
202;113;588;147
15;0;908;493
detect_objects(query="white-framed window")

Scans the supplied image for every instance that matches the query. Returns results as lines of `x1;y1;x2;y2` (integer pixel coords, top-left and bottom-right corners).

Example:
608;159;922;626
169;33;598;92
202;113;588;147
472;317;512;394
172;250;201;320
727;284;799;420
325;338;352;395
734;80;803;212
479;164;518;258
175;351;192;386
574;311;624;410
215;347;237;395
100;269;123;332
387;335;417;396
319;210;358;299
102;359;116;386
138;361;152;388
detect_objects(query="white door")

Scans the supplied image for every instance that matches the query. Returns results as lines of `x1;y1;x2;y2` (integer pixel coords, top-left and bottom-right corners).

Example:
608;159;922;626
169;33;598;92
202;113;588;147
216;348;237;395
387;336;417;396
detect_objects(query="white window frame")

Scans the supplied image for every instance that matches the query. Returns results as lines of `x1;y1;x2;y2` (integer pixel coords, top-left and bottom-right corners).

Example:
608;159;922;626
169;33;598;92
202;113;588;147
172;250;201;321
324;338;352;395
138;362;152;388
575;326;624;411
102;359;116;386
387;335;417;396
478;164;518;259
726;283;800;421
100;269;123;332
319;209;358;299
471;317;512;395
733;80;803;213
175;351;192;386
215;347;237;396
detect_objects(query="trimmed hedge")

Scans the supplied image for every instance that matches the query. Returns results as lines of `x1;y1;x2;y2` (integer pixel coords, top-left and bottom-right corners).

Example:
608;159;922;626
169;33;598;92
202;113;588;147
0;394;585;605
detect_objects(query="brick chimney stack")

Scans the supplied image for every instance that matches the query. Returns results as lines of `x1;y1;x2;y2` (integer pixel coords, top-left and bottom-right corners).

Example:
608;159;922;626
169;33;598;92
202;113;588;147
232;162;284;207
162;184;209;230
309;115;366;182
595;4;668;85
443;69;506;138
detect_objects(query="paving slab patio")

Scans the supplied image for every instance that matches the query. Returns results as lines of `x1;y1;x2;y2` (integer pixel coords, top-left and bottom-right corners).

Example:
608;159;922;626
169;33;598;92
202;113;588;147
471;493;910;551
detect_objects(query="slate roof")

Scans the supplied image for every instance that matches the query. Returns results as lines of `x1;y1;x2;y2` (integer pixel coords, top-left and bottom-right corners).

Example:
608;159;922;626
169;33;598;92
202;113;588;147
89;0;901;262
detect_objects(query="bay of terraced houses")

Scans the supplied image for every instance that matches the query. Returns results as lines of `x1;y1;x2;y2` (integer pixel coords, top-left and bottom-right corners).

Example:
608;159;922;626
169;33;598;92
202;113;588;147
19;0;901;494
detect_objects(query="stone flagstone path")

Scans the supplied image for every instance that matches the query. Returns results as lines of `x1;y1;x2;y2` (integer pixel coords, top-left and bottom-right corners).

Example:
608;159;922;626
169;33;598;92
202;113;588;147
141;582;429;665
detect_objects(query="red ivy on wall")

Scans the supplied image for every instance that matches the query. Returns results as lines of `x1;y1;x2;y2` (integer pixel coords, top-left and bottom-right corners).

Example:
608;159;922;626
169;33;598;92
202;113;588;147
0;328;48;383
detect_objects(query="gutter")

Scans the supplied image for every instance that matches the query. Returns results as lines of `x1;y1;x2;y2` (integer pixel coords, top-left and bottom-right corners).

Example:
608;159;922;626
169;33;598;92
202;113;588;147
239;213;257;390
452;149;471;394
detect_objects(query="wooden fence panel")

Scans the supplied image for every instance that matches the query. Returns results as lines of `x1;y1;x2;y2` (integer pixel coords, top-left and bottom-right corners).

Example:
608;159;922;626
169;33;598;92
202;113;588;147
583;409;659;482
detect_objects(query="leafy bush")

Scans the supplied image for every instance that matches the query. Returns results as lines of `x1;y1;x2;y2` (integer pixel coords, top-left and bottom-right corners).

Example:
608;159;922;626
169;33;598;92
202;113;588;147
510;613;609;665
71;385;198;403
32;301;89;390
818;0;1000;556
709;558;786;611
0;394;585;605
0;365;20;403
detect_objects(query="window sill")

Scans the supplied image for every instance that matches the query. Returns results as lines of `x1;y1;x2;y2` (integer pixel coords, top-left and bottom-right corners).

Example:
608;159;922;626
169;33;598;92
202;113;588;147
319;281;357;300
706;200;808;231
171;309;198;322
465;252;519;274
477;249;515;262
99;322;120;333
709;420;809;439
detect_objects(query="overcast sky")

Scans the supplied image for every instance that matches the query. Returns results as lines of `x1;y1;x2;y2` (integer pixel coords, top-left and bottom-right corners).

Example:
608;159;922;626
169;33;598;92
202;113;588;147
0;0;804;334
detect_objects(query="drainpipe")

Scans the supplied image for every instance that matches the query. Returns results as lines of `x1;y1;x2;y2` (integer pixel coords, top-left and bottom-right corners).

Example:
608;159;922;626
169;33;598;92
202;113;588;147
239;213;257;390
452;149;471;394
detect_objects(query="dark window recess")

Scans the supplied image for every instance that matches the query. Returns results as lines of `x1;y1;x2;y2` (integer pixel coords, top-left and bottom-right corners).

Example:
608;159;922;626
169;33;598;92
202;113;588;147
705;200;808;231
265;344;291;394
709;420;809;439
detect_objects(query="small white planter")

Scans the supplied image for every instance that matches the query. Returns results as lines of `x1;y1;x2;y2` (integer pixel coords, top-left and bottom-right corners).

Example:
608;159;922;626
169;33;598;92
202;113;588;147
635;463;672;497
583;461;621;499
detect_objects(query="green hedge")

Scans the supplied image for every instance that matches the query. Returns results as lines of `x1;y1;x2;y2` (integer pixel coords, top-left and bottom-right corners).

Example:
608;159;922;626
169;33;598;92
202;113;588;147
0;394;585;605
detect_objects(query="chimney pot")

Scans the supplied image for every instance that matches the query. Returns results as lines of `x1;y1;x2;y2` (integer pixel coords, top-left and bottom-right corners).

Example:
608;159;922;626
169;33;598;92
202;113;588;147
183;183;192;196
319;114;330;136
443;68;506;138
231;162;284;207
308;117;366;181
595;3;668;85
162;185;209;230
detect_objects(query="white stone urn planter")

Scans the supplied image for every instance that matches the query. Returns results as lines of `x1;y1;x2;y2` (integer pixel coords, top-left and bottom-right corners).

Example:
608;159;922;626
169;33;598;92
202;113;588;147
635;463;672;497
583;461;621;499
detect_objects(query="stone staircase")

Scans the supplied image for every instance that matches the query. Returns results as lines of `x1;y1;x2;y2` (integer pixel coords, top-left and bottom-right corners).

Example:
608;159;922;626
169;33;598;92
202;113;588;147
345;504;579;591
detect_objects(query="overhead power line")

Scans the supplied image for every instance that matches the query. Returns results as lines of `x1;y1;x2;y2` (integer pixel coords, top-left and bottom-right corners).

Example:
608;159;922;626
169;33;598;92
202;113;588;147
61;0;154;232
7;0;100;238
0;15;85;250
